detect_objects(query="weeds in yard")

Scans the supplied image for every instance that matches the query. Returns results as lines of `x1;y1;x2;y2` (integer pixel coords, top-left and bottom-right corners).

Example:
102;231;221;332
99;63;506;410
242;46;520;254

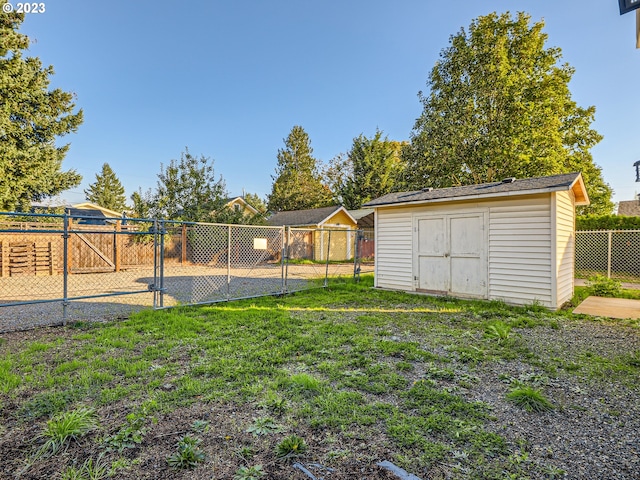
236;445;255;460
190;419;209;433
246;417;284;436
102;412;147;452
3;274;638;478
587;275;622;297
40;407;98;456
233;464;266;480
275;434;307;458
484;321;512;344
257;391;287;414
166;435;206;469
506;386;554;412
20;407;99;474
60;454;110;480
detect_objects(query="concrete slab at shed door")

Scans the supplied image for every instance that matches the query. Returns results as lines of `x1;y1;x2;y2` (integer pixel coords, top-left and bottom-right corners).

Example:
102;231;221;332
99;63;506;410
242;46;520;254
414;212;487;299
573;296;640;320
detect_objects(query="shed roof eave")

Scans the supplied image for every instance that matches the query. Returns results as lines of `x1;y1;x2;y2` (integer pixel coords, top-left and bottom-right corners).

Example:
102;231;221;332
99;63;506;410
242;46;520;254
569;174;590;206
369;185;583;209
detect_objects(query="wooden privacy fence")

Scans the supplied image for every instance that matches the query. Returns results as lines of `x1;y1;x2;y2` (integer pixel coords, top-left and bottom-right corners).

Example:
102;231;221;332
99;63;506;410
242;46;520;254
0;220;161;277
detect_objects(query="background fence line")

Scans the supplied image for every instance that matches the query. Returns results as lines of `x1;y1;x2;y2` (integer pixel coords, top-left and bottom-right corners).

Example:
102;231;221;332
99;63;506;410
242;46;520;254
575;230;640;283
0;212;371;332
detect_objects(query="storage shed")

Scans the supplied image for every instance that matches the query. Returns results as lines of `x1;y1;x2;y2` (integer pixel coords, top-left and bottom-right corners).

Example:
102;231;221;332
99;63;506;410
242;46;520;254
363;173;589;310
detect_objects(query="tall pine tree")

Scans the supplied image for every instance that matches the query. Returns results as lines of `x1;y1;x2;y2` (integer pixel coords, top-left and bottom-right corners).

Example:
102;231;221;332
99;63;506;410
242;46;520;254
0;2;83;211
268;126;333;212
84;163;127;211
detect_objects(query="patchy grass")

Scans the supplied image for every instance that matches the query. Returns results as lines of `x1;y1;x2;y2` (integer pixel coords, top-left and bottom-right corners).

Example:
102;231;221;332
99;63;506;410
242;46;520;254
1;275;639;479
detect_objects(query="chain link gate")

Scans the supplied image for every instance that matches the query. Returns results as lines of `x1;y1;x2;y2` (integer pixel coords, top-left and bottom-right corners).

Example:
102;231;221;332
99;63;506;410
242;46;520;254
156;222;287;308
1;212;368;331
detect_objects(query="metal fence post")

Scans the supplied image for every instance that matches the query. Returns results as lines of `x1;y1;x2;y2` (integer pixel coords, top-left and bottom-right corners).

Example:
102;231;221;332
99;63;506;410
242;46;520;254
324;230;331;288
153;219;159;309
284;226;290;294
607;231;612;279
353;229;360;282
159;220;165;308
62;212;69;326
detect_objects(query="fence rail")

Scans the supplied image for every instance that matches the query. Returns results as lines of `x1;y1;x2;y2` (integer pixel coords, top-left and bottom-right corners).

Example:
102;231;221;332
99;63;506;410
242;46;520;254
0;212;370;332
575;229;640;283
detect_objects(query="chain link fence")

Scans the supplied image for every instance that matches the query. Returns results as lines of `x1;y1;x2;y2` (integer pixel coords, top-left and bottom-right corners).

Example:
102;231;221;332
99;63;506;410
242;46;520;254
0;212;371;332
575;230;640;282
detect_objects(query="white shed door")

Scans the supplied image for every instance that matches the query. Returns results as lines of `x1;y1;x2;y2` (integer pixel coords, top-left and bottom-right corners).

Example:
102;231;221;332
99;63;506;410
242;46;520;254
415;212;487;298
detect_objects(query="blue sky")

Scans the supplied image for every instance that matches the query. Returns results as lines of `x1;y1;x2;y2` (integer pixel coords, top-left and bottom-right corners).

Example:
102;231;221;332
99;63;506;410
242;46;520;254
15;0;640;207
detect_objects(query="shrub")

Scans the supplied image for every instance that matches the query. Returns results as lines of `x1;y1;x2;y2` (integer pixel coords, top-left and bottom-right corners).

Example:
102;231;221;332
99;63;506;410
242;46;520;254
587;275;622;297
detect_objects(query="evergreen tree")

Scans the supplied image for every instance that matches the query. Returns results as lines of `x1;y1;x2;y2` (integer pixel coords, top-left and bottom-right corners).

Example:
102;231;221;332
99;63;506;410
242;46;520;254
153;148;227;222
268;126;333;212
402;12;613;214
0;3;83;211
84;163;127;211
326;130;405;209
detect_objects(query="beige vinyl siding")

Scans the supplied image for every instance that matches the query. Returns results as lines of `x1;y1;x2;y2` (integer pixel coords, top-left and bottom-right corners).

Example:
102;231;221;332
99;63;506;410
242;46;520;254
373;191;577;309
488;196;553;307
555;190;575;306
375;208;413;290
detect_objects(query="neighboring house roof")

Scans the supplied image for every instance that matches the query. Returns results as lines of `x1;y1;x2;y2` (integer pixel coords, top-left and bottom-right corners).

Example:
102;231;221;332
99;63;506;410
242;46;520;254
617;200;640;216
363;172;589;208
348;208;375;228
224;197;259;216
267;205;357;227
66;207;109;225
72;202;123;218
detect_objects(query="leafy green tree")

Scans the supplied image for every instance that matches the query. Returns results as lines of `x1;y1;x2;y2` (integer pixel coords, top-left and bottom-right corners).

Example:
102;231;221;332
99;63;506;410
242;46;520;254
268;126;333;212
402;11;613;214
326;130;405;209
84;163;127;212
153;148;227;222
0;4;83;211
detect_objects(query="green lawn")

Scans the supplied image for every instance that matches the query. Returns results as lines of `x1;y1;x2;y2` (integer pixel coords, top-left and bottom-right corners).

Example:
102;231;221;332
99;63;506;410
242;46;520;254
1;275;639;479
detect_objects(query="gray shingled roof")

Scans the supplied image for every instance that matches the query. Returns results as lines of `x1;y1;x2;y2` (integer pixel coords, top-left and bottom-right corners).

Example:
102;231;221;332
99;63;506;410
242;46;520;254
617;200;640;216
363;172;586;207
348;208;374;228
266;205;345;227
